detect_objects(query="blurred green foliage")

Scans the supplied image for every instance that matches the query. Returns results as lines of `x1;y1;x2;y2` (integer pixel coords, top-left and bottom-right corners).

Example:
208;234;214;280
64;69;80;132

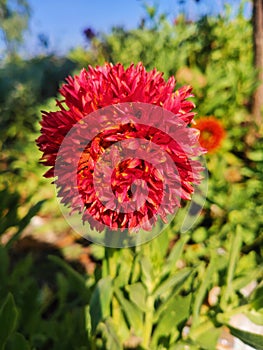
0;248;93;350
70;3;256;128
0;56;76;147
0;0;30;57
0;2;262;349
0;55;77;215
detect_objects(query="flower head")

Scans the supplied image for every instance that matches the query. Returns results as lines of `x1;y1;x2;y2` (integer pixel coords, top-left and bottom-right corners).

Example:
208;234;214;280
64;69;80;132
194;116;225;153
36;62;205;234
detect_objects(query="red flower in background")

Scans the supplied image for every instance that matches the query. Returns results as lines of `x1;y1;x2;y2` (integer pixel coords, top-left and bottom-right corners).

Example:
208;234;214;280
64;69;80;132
36;62;205;232
194;116;225;153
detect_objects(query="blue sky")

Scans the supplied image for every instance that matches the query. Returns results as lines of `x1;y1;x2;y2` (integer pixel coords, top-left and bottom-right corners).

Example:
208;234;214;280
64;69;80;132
24;0;251;56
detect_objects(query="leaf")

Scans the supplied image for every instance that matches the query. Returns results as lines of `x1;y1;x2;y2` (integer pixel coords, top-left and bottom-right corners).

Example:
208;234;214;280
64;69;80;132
125;283;147;312
150;230;170;267
169;294;192;325
130;255;141;284
190;320;221;350
90;276;113;334
245;309;263;326
247;151;263;162
180;183;207;233
192;256;217;326
151;294;192;347
228;325;263;350
5;332;30;350
48;255;87;293
114;287;143;333
140;255;154;292
0;246;9;284
251;283;263;311
224;152;242;165
153;268;192;299
103;248;119;279
90;244;105;261
113;250;134;288
111;298;130;343
232;266;263;292
221;225;243;311
6;200;45;248
0;190;20;235
163;234;190;275
0;294;18;350
99;318;122;350
169;342;199;350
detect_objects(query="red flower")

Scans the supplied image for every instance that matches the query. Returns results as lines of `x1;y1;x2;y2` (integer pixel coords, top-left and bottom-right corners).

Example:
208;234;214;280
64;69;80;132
36;62;205;233
194;116;225;153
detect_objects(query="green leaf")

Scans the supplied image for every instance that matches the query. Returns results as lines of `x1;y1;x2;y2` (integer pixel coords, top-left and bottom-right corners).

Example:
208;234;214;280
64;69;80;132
153;268;192;299
228;325;263;350
111;299;130;343
0;190;20;236
103;248;119;279
99;318;122;350
125;283;147;312
48;255;87;294
190;320;221;350
0;246;9;284
0;294;18;350
251;283;263;311
113;250;134;288
151;294;192;347
5;332;30;350
192;256;217;326
90;244;105;261
6;200;45;248
150;230;170;267
130;255;141;284
221;225;243;311
247;151;263;162
114;287;143;333
169;342;199;350
140;255;154;292
245;309;263;326
90;276;113;334
169;294;192;326
232;266;263;291
163;234;190;276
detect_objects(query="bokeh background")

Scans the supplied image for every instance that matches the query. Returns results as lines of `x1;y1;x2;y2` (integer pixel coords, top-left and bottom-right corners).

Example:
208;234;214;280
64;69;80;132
0;1;262;349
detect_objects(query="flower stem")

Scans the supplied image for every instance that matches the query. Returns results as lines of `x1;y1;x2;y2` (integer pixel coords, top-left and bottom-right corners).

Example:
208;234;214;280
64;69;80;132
221;225;242;311
142;295;154;349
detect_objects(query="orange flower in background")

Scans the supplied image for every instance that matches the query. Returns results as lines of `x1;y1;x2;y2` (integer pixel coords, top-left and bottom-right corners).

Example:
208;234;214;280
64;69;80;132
194;116;225;153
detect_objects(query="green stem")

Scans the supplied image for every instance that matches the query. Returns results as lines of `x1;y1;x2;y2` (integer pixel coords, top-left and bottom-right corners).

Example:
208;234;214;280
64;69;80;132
103;246;118;279
104;245;121;327
221;225;242;311
142;295;155;349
